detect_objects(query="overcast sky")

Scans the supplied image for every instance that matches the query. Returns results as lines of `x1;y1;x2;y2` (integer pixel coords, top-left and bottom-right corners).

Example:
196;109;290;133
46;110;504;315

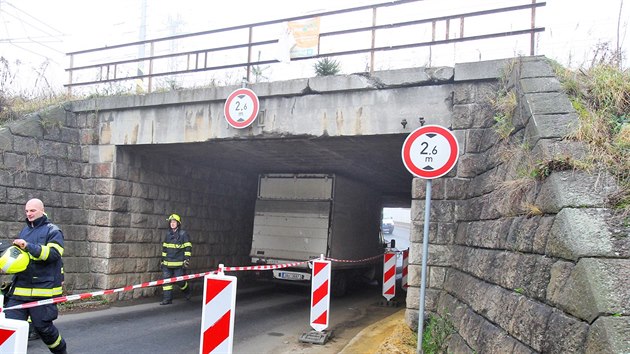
1;0;628;94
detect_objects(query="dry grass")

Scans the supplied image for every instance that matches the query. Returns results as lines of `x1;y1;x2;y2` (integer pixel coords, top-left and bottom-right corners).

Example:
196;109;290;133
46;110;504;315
553;59;630;218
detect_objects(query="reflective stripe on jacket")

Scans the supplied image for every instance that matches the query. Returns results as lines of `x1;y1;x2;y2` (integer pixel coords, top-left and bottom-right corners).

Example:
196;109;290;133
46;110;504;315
161;229;191;268
12;216;64;300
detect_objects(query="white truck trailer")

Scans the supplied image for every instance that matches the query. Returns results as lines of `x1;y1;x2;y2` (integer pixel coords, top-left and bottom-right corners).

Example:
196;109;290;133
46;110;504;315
250;173;385;296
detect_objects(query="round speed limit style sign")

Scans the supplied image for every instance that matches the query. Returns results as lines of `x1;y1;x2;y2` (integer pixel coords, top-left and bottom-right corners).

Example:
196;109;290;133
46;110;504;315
224;88;259;129
401;125;459;179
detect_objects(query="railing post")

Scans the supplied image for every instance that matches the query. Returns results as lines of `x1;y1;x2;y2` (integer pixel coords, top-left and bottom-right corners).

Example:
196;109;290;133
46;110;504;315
246;26;253;83
67;54;74;96
370;7;377;74
148;42;155;93
530;0;537;55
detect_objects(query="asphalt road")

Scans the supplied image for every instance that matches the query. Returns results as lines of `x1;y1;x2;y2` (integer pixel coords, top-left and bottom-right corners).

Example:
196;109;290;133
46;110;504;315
25;280;401;354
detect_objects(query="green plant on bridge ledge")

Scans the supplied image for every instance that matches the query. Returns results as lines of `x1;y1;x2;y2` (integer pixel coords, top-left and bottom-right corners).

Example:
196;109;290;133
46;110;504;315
491;88;517;140
313;57;341;76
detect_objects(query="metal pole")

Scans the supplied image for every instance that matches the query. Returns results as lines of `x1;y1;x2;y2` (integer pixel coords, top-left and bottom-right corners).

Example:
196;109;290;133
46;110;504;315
416;179;432;354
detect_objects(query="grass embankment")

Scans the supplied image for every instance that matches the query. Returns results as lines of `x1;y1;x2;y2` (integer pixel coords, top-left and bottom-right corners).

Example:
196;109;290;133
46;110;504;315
552;60;630;222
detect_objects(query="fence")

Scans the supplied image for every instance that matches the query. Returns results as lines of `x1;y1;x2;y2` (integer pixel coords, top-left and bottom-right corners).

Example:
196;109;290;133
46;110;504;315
65;0;545;95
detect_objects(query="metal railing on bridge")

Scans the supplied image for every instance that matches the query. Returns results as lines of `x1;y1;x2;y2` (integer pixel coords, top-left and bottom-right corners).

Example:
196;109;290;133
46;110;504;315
65;0;545;95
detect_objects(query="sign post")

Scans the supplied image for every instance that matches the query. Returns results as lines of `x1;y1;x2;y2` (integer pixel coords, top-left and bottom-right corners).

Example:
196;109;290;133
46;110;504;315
401;125;459;354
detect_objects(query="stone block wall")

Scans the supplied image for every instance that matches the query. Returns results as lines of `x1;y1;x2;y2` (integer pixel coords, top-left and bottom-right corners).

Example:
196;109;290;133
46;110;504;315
82;144;257;300
404;57;630;353
0;106;96;290
1;107;257;300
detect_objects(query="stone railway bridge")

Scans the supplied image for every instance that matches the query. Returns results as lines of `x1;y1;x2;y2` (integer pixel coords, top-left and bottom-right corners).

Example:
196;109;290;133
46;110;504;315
0;56;628;352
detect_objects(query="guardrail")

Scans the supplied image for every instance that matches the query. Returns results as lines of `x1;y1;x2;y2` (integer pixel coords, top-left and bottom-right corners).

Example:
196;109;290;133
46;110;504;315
65;0;545;94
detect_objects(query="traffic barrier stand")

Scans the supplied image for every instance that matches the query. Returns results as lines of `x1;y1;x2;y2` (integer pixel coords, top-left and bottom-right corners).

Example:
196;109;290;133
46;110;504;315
299;256;333;345
402;248;409;290
0;294;28;354
378;250;400;307
199;265;237;354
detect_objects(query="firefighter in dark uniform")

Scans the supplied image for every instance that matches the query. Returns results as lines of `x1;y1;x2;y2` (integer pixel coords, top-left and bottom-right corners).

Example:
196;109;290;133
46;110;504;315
160;213;192;305
5;198;67;354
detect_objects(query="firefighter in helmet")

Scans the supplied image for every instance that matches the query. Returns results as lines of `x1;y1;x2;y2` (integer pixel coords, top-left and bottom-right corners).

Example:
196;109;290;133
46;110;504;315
3;198;67;354
160;213;192;305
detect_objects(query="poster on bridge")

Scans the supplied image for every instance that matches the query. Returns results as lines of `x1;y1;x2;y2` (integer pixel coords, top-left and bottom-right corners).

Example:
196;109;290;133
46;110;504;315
276;17;320;62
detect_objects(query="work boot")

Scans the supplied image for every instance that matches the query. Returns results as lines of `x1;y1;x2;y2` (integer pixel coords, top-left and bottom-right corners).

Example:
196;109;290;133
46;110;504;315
160;300;172;305
28;328;40;341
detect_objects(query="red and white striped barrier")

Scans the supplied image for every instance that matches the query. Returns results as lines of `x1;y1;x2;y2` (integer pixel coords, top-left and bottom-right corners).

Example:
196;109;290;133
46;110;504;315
382;251;396;301
310;258;331;332
199;265;237;354
402;248;409;289
0;295;28;354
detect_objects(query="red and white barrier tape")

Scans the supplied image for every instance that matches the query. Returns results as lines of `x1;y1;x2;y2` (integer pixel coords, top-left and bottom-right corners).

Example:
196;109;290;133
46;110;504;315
1;261;310;312
2;253;390;312
325;253;384;263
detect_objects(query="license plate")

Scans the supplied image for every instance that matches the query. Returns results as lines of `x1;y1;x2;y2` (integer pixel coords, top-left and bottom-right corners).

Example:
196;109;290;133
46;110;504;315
274;271;307;281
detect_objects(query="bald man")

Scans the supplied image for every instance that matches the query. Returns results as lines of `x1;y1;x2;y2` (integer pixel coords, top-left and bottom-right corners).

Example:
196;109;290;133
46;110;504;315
5;198;67;354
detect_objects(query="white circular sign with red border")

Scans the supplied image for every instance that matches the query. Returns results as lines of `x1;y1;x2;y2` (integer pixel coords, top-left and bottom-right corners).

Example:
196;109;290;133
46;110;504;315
401;125;459;179
224;88;259;129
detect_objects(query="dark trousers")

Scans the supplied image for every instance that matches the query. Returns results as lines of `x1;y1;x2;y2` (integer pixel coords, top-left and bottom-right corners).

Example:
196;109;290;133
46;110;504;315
5;298;67;354
162;266;190;301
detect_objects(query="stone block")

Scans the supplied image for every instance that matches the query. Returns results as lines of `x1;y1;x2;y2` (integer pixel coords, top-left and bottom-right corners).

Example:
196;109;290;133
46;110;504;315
458;308;484;351
405;308;419;331
454;58;509;81
447;333;475;353
90;258;108;273
0;129;12;151
518;57;555;78
453;81;496;105
476;319;521;354
548;258;630;322
308;74;375;92
444;177;469;200
547;208;625;260
585;316;630;354
524;92;574;116
508;297;552;351
465;128;497;153
525;113;579;146
372;67;454;86
7;116;44;138
506;216;536;252
532;216;554;254
249;78;309;97
452;103;495;129
531;139;587;162
428;266;447;288
3;152;26;171
536;171;619;214
12;135;39;154
541;309;589;353
519;77;562;93
428;244;453;267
